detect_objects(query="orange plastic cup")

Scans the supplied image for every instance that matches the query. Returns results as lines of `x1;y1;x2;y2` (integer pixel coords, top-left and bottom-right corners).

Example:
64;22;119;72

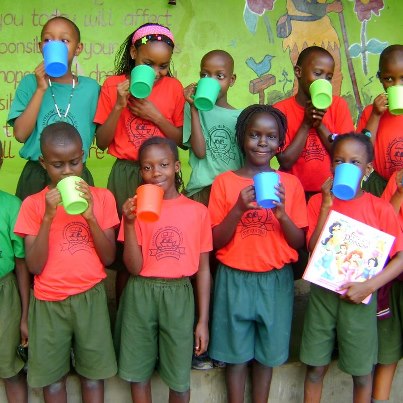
136;184;164;222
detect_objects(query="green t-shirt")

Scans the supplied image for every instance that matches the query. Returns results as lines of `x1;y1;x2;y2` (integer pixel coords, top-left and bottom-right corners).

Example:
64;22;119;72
184;103;243;196
0;191;25;278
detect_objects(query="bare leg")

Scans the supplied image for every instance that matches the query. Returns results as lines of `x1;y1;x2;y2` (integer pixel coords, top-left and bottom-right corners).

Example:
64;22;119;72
43;377;67;403
169;389;190;403
80;376;104;403
251;360;273;403
130;381;152;403
372;363;398;400
304;365;328;403
4;372;28;403
226;363;249;403
352;373;372;403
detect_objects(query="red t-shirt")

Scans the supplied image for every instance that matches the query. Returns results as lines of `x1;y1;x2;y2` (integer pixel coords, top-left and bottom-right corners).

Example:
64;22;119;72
357;105;403;180
381;171;403;230
209;170;308;272
118;195;212;278
14;187;120;301
274;96;354;192
94;74;185;161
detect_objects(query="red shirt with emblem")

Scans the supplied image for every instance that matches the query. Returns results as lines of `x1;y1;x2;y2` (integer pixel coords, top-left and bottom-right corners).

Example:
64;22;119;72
274;96;354;192
208;170;308;272
14;187;119;301
94;74;185;161
118;195;212;278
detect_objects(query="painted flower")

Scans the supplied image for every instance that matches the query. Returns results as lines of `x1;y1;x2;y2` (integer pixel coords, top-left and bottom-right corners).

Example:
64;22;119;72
354;0;384;22
246;0;275;15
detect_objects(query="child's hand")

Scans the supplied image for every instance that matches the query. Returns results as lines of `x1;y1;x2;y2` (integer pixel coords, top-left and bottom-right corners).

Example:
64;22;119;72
304;101;326;128
194;321;209;356
184;83;197;105
127;97;160;123
116;79;130;110
44;188;61;218
34;62;48;92
236;185;260;212
20;318;28;347
372;93;388;116
77;180;93;220
272;182;286;219
338;281;373;304
395;170;403;194
322;177;334;208
122;197;137;223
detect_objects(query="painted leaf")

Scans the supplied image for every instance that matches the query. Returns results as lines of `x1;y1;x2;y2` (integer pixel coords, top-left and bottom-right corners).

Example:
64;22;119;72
366;39;389;54
349;43;363;58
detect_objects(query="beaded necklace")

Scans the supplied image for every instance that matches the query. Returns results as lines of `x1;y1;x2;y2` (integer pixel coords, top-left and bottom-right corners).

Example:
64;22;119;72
48;75;76;120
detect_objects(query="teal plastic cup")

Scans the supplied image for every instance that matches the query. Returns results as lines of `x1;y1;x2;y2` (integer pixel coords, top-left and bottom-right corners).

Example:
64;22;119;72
43;41;68;78
130;65;156;98
193;77;221;111
332;163;362;200
57;176;88;215
387;85;403;115
253;172;280;209
309;79;333;109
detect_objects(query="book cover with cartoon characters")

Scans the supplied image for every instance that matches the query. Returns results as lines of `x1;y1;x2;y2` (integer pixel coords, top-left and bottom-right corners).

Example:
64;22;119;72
303;210;395;304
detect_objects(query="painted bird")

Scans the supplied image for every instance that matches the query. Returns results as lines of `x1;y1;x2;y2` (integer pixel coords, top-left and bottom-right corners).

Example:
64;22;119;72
246;54;274;77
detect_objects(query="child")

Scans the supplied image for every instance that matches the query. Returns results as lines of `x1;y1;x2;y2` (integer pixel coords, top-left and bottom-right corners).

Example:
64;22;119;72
274;46;354;198
371;169;403;402
118;137;211;403
0;142;29;403
301;133;403;403
8;16;99;200
357;44;403;182
14;122;118;402
208;105;308;401
183;49;243;205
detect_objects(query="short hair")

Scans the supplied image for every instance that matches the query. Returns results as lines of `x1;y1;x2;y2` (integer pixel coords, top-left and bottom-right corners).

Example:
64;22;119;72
296;46;334;67
331;132;374;162
201;50;234;73
379;44;403;71
41;16;81;42
235;104;287;155
40;122;82;155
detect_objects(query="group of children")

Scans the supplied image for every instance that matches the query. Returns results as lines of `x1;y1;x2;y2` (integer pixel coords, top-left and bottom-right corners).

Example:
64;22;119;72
0;15;402;403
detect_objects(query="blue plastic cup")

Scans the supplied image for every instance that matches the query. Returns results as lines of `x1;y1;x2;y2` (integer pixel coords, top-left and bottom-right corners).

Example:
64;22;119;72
253;172;280;208
193;77;221;111
130;65;156;98
332;163;362;200
43;41;68;78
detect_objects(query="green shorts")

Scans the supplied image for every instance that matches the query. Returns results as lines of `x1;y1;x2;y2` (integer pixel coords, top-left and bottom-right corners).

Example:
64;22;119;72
28;281;117;388
300;284;377;376
107;158;141;216
118;276;194;392
187;185;212;207
378;281;403;364
209;263;294;367
16;160;94;201
0;272;24;378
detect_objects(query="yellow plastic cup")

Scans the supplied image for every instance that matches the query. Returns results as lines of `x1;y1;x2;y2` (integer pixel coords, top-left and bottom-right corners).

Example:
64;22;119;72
136;184;164;222
309;79;333;110
387;85;403;115
57;176;88;215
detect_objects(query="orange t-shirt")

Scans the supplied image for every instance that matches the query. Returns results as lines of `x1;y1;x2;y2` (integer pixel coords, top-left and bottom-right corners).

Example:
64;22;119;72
357;105;403;181
94;74;185;161
274;96;354;192
14;187;120;301
118;195;212;278
208;171;308;272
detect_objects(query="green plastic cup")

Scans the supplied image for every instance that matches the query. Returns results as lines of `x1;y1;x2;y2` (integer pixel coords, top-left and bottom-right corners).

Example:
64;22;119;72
387;85;403;115
193;77;221;111
309;79;333;109
130;65;156;98
57;176;88;215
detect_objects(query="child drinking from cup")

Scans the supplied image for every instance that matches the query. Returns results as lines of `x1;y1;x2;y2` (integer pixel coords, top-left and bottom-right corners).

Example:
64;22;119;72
183;49;243;205
8;16;100;200
118;137;211;403
208;104;308;402
0;141;29;403
14;122;118;403
301;133;403;403
274;46;354;199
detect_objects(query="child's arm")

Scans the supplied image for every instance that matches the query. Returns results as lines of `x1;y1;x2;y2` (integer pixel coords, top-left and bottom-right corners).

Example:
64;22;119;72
194;252;211;356
13;63;48;143
122;197;143;276
361;93;388;144
14;257;29;345
388;170;403;213
273;182;305;249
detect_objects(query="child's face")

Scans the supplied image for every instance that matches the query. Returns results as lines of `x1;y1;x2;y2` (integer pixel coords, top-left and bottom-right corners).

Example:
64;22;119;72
40;18;83;65
130;41;172;81
39;140;84;187
140;144;180;198
243;112;280;167
378;52;403;90
295;51;335;97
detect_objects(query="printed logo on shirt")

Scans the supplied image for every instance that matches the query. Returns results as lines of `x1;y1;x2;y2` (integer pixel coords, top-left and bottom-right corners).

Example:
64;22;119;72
149;226;186;260
42;110;78;128
126;116;159;148
385;137;403;175
207;125;236;164
301;131;326;162
239;209;275;238
61;222;94;254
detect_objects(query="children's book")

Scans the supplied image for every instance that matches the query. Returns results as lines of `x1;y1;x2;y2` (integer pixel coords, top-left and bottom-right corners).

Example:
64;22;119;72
303;210;395;304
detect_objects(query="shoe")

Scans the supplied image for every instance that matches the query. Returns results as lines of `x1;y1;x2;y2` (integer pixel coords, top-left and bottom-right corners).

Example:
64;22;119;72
213;359;226;368
192;354;214;370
